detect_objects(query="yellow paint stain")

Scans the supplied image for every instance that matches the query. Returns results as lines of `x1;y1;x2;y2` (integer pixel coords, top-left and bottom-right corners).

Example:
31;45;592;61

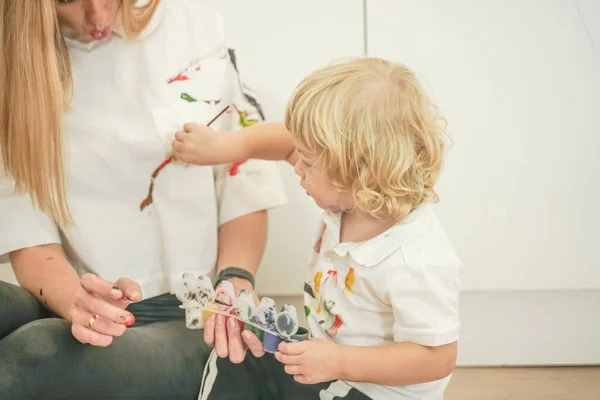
314;271;323;297
345;267;355;292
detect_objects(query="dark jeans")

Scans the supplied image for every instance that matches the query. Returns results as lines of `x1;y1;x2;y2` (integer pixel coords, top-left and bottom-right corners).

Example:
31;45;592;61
0;280;212;399
200;350;373;400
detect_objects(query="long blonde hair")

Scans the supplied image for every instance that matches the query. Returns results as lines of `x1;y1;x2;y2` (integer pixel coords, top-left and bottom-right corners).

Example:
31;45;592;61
286;58;448;223
0;0;159;228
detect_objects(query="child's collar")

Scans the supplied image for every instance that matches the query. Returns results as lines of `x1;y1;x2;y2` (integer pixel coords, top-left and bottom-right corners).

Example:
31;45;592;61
322;206;432;267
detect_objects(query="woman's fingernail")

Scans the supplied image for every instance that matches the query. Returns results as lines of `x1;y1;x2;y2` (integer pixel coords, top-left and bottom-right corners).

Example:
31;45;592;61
217;314;224;325
242;331;251;340
228;318;236;329
124;314;135;326
111;287;122;296
129;291;141;301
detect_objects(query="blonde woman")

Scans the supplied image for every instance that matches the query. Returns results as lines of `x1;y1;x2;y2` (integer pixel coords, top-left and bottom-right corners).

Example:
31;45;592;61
0;0;286;398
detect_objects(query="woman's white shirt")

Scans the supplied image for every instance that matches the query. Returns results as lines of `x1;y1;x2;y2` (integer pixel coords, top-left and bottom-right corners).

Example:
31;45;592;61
0;0;287;299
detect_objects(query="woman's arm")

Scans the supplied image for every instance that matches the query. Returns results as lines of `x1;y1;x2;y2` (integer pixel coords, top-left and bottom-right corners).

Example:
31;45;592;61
11;244;140;347
10;244;81;319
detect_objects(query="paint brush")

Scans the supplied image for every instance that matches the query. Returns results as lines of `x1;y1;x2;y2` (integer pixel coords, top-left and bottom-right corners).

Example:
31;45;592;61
140;105;230;211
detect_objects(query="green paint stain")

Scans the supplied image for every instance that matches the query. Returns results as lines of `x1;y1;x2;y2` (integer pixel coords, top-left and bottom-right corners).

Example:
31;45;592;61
180;93;197;102
304;305;311;317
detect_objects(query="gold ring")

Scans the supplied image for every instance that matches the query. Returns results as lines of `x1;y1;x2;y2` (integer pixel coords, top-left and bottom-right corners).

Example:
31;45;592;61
89;314;99;329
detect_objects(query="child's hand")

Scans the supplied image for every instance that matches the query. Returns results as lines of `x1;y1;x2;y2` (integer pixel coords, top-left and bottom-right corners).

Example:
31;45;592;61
275;339;343;384
172;123;243;165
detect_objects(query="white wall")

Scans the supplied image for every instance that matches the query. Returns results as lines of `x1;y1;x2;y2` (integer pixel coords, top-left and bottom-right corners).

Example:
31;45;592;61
367;0;600;291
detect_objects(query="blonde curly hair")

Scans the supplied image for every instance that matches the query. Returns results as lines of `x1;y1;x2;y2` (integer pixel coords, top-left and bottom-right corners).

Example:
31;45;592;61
285;57;448;222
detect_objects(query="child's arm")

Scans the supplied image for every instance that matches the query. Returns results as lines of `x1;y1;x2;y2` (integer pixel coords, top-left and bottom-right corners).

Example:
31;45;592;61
276;340;457;386
237;122;297;164
338;341;457;385
173;122;298;166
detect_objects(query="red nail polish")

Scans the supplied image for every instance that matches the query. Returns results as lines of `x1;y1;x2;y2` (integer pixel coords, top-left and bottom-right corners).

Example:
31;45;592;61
124;314;135;326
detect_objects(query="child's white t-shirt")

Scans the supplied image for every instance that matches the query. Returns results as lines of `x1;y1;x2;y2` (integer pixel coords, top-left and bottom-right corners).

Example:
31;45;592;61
304;205;463;399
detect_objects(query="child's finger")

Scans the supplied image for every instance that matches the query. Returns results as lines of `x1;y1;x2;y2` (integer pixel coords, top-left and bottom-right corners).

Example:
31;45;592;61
174;130;186;141
293;375;309;384
278;341;305;355
274;351;302;365
172;140;183;153
284;364;301;376
183;122;202;133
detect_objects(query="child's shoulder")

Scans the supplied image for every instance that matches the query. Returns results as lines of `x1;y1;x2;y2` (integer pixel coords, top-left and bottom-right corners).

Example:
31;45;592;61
374;206;463;274
371;208;463;301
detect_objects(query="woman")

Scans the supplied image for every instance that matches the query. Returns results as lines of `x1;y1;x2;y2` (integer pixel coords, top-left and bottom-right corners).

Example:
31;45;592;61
0;0;287;398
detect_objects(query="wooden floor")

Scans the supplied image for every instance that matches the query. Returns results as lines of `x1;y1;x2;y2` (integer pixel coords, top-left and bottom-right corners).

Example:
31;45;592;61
445;367;600;400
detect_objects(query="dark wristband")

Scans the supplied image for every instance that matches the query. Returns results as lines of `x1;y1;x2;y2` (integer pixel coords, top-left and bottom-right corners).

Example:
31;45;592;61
214;267;255;289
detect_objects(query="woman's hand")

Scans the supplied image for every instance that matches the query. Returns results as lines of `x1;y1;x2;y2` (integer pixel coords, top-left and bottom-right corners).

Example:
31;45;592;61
203;278;265;363
69;273;142;347
172;123;245;166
